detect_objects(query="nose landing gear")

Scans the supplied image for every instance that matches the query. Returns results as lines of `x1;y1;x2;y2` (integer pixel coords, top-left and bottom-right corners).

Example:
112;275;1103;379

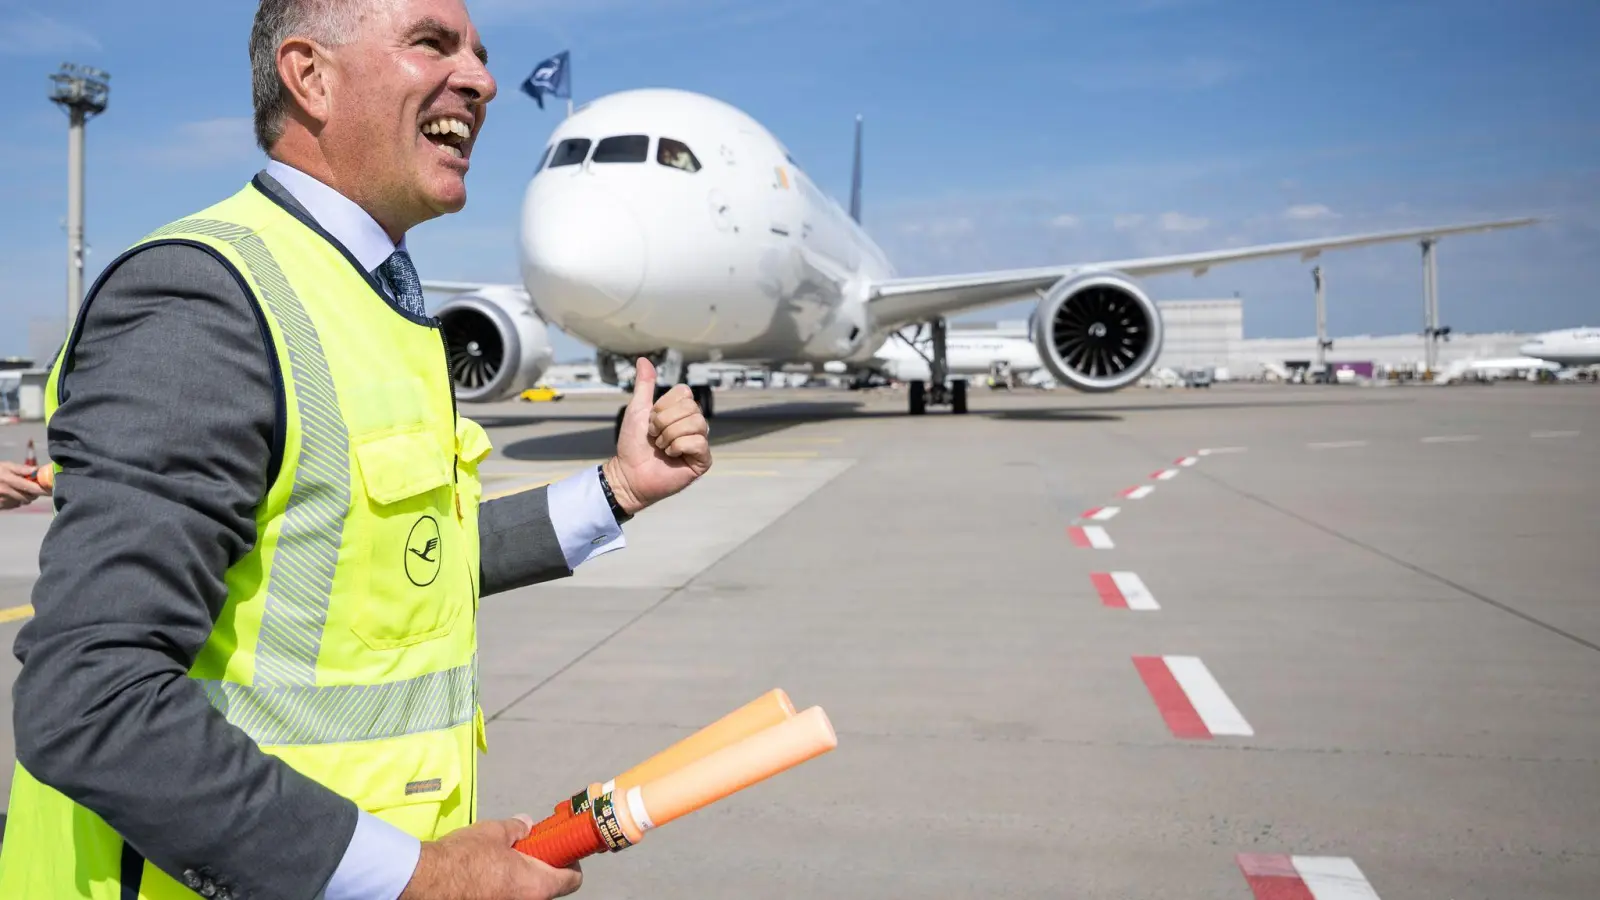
611;350;717;443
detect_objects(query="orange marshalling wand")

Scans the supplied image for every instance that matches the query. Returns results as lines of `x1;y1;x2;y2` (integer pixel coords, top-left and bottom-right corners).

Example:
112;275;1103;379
513;695;835;867
522;688;795;841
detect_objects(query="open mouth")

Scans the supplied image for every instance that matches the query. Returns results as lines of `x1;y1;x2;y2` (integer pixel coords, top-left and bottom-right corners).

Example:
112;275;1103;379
421;115;472;160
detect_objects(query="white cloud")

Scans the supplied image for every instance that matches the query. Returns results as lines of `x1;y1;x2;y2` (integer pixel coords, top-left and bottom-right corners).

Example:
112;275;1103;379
0;11;99;55
1113;214;1146;231
1048;214;1081;229
1158;211;1210;232
1285;203;1336;221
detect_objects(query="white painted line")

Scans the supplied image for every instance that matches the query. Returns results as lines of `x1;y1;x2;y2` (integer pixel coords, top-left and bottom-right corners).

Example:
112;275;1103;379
1421;434;1479;443
1531;430;1579;439
1122;485;1155;500
1112;572;1159;611
1198;446;1248;456
1068;525;1115;549
1163;656;1253;736
1292;855;1383;900
1153;469;1179;480
1082;506;1120;521
1308;440;1367;450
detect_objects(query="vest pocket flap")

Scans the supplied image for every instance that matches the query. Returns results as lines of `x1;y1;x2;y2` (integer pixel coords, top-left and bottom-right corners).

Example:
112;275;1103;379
355;428;452;505
456;416;494;467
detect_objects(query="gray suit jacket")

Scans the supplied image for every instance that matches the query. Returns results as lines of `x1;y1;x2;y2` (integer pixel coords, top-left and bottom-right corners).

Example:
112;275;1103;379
11;172;574;899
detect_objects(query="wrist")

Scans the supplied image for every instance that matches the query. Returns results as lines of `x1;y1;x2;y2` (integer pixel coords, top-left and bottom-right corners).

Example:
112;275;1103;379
601;457;645;517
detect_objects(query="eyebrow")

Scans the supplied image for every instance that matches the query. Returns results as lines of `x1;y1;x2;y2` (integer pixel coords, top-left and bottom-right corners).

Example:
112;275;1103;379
405;16;489;64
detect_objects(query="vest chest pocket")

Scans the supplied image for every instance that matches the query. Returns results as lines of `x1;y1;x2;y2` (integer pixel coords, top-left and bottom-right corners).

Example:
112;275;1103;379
351;426;465;650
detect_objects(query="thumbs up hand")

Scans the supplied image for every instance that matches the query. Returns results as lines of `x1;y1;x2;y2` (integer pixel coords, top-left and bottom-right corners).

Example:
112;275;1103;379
602;358;712;518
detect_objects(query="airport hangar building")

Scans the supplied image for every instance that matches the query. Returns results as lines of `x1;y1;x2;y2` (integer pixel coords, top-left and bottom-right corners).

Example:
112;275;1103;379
970;299;1536;379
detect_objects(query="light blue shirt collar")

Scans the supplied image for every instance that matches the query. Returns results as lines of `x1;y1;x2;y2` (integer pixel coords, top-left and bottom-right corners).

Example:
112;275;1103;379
264;159;406;276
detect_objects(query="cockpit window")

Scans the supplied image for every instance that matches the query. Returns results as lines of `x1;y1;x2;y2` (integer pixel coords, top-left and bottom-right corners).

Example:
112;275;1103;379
592;135;650;163
657;138;701;173
548;138;590;167
535;144;552;172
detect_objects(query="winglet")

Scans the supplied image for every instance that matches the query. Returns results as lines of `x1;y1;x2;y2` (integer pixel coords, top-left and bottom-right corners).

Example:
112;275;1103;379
849;114;863;224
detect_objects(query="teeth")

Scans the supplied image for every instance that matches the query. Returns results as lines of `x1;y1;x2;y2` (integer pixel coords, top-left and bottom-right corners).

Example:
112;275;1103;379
421;117;471;140
442;144;462;158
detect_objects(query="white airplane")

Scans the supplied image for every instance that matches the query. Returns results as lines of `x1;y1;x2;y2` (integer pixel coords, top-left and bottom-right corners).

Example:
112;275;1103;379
868;327;1043;384
423;88;1536;428
1519;327;1600;367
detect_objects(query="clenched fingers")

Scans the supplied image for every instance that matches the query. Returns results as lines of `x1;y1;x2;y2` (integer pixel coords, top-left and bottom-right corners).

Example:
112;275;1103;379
0;468;44;511
654;412;708;454
648;395;703;441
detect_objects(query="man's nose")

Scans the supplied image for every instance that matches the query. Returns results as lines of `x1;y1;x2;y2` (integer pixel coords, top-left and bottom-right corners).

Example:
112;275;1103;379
456;57;496;105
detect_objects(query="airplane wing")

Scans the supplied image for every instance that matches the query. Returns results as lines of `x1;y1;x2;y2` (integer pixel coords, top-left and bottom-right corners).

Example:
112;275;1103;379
866;217;1536;331
421;280;529;300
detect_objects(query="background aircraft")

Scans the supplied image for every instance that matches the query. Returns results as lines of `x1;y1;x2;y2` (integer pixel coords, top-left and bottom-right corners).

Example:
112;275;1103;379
1519;327;1600;367
425;88;1536;429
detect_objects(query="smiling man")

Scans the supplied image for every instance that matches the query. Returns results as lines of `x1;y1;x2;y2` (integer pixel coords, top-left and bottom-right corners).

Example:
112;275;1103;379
0;2;711;900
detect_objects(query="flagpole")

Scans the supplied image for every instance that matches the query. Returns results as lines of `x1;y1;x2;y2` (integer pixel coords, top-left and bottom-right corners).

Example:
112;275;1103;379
566;98;572;119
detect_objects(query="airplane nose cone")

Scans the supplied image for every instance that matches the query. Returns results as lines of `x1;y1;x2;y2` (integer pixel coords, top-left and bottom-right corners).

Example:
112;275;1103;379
520;180;647;321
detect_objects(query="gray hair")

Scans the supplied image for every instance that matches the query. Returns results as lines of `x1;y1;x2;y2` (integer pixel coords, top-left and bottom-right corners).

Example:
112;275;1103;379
249;0;372;152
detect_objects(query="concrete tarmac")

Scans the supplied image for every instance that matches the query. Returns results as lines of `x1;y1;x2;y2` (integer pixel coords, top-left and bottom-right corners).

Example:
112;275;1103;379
1;381;1596;898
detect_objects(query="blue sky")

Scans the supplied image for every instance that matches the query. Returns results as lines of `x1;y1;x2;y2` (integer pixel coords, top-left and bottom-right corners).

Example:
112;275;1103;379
2;0;1596;363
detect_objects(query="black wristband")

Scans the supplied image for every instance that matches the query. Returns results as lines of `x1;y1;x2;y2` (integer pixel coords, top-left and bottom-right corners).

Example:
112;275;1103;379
597;464;632;524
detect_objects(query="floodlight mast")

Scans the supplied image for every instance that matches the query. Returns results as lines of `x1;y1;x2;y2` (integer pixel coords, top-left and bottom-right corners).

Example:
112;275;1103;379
49;63;110;333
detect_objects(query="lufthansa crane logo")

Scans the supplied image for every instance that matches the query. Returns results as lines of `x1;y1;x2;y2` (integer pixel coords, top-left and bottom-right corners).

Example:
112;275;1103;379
405;516;442;587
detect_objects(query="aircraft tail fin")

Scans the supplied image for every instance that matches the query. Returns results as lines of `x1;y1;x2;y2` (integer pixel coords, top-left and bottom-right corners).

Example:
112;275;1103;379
849;114;863;224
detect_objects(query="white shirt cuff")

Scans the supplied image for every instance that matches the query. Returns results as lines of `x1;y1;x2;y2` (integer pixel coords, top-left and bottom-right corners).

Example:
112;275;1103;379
546;466;627;570
322;809;421;900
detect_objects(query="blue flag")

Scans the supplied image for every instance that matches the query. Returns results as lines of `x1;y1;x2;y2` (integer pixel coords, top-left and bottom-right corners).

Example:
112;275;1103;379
520;51;570;109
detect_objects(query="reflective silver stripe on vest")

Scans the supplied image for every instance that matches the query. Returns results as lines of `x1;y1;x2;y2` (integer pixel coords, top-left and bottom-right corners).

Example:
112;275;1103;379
198;660;477;746
149;218;351;689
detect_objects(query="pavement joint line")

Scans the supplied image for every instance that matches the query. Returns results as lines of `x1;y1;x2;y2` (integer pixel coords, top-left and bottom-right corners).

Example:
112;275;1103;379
1184;466;1600;656
484;458;851;722
475;720;1600;763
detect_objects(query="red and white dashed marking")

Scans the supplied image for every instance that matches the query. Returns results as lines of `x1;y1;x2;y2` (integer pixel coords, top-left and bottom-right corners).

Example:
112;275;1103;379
1067;526;1114;549
1091;572;1158;610
1152;468;1180;481
1236;854;1382;900
1121;485;1155;499
1080;506;1120;522
1176;455;1199;467
1132;655;1253;739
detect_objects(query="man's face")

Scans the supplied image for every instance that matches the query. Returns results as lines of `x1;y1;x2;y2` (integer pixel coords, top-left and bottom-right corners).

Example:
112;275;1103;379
321;0;496;231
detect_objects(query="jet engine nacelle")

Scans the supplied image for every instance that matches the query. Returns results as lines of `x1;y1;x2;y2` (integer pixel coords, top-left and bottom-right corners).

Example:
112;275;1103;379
1030;271;1164;392
436;287;554;402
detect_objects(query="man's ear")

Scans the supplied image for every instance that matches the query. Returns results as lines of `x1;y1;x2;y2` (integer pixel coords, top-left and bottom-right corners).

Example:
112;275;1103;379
277;37;332;127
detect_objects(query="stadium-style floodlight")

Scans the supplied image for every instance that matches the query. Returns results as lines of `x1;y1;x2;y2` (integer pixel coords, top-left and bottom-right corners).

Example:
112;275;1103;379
49;62;111;331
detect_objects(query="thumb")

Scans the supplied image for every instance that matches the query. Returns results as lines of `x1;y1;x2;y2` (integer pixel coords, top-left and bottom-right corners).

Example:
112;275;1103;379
629;357;657;412
505;814;536;843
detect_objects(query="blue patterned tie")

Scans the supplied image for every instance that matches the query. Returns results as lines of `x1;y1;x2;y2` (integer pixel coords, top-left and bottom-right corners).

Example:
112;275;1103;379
379;249;428;318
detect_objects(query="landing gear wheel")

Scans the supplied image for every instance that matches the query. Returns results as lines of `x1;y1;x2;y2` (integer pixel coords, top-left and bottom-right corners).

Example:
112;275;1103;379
952;379;968;414
909;380;927;415
691;384;715;419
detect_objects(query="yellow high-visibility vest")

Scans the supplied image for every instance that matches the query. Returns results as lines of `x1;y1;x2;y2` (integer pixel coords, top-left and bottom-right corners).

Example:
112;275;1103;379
0;179;492;899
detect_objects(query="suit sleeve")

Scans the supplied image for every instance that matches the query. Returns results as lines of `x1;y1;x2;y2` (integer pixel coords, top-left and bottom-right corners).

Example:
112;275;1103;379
10;243;367;900
476;468;625;597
